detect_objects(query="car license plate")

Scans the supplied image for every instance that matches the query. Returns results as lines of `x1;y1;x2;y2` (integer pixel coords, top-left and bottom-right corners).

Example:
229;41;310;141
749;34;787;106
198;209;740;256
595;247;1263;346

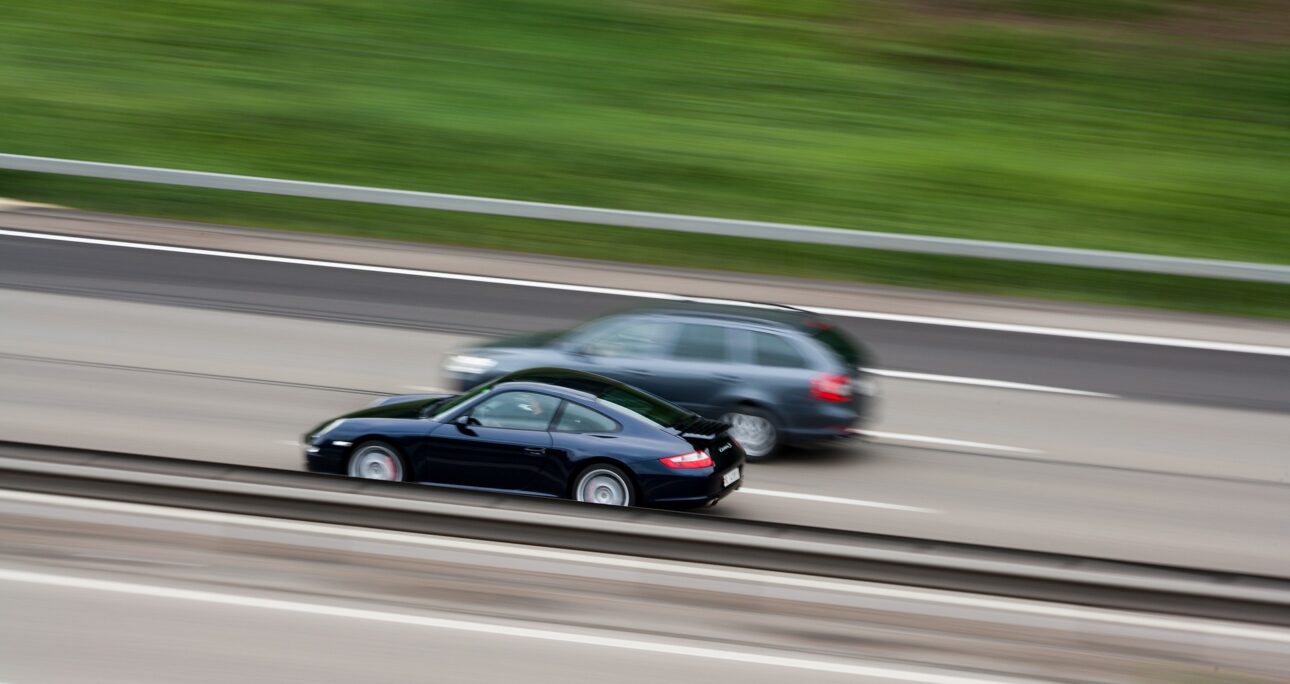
722;468;741;487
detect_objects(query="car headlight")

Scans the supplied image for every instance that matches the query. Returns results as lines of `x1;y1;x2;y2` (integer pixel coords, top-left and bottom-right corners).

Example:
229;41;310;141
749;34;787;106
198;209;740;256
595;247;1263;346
308;419;346;444
443;354;498;374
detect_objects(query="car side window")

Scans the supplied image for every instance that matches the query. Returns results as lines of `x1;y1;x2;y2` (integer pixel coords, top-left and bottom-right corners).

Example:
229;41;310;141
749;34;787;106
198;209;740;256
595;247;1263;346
752;332;808;368
581;320;670;359
554;402;620;434
670;323;728;362
469;391;560;430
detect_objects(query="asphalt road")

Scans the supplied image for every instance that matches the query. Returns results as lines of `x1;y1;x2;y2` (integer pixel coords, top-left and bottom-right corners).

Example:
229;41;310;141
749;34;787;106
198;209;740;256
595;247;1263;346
4;288;1288;576
3;491;1286;684
3;233;1289;412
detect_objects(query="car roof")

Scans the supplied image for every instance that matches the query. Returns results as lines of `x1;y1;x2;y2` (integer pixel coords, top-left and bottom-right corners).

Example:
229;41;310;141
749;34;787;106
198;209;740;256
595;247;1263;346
492;367;630;395
613;302;867;367
617;301;825;330
475;368;727;437
486;380;597;400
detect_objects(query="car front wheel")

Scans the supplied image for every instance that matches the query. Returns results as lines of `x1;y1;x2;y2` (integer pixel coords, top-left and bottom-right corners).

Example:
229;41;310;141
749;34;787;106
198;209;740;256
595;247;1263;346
723;407;780;462
346;441;406;481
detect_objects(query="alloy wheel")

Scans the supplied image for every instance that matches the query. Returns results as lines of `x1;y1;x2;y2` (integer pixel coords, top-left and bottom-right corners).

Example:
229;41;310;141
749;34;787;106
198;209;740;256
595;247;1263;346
723;410;777;460
575;467;632;506
347;443;404;481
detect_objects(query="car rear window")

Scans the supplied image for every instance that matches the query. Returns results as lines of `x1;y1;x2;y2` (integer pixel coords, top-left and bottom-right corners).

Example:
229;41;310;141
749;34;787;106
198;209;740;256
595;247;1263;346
597;386;688;428
805;325;861;367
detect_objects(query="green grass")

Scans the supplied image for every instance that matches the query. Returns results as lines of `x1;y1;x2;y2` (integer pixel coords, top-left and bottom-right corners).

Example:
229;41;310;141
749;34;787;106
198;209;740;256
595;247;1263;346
992;0;1177;18
1;1;1288;316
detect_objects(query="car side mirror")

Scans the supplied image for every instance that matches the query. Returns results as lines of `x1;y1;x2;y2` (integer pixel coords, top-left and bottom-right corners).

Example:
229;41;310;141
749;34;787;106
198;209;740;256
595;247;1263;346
454;414;478;432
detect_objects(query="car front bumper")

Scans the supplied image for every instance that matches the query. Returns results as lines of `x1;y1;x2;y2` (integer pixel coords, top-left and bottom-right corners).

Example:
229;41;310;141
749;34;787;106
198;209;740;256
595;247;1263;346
303;443;347;474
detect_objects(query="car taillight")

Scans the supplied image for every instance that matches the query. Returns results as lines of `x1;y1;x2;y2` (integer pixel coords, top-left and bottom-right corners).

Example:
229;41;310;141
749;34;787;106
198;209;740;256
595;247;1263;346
810;373;852;402
659;450;713;469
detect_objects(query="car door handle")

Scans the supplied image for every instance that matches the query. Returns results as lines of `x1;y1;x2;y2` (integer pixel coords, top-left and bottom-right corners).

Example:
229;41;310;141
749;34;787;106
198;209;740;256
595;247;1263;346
524;447;547;455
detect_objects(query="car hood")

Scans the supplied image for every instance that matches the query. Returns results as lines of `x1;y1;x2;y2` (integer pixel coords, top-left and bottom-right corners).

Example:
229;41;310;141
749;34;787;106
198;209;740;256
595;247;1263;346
340;395;450;420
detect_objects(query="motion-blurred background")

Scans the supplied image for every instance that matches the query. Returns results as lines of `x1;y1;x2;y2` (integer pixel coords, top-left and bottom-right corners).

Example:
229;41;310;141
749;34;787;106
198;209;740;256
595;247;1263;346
2;3;1290;684
3;0;1287;314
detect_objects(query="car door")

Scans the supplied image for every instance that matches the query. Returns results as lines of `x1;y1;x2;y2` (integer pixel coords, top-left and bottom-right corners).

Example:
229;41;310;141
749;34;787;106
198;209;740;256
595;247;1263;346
728;328;816;418
561;317;677;396
648;322;738;416
420;390;557;493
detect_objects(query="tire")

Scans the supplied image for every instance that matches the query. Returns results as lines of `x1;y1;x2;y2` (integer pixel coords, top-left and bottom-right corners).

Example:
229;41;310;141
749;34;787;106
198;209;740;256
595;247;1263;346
346;441;407;482
572;464;635;507
722;406;781;462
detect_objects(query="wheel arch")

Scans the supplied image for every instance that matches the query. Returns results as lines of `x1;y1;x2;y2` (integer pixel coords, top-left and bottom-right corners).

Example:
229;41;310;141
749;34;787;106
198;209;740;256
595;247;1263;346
725;396;785;425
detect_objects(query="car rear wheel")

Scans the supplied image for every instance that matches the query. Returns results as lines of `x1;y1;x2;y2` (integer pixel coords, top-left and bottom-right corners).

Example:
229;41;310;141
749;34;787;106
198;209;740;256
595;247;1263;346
573;464;634;507
723;407;780;462
346;441;406;482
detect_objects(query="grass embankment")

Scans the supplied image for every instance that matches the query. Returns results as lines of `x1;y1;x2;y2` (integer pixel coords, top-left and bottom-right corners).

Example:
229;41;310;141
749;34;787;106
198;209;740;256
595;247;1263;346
2;1;1287;316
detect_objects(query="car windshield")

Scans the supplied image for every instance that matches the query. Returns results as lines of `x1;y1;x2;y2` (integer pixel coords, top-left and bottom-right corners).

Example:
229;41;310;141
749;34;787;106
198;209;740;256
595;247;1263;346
428;384;493;421
557;316;623;348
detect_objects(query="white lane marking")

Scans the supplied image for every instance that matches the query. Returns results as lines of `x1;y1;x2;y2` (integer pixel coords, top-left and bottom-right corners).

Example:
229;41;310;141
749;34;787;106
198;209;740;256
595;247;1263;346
0;568;1041;683
857;431;1042;455
864;369;1117;398
4;229;1288;357
809;304;1290;358
740;488;939;513
3;490;1287;645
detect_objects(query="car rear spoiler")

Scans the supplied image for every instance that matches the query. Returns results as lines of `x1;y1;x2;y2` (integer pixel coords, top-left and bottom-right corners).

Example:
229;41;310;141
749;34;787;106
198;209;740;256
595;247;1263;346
671;416;730;442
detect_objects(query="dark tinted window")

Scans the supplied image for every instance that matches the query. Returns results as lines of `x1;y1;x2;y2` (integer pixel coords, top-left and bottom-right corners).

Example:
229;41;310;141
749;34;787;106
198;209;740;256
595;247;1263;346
470;391;560;430
461;368;689;428
598;387;687;427
806;325;861;367
555;402;620;433
753;332;807;368
671;324;728;362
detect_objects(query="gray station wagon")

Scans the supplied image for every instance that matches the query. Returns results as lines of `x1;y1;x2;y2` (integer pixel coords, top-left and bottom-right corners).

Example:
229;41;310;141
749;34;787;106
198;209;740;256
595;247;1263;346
442;303;877;460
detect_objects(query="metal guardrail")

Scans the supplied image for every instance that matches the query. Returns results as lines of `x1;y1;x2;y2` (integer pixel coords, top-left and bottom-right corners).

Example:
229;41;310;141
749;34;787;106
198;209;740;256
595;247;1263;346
3;441;1289;625
3;153;1288;284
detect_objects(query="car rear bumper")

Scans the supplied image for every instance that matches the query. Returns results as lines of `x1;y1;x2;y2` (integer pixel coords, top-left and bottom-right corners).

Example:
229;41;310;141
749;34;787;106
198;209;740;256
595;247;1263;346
782;424;861;445
779;399;868;445
639;463;744;509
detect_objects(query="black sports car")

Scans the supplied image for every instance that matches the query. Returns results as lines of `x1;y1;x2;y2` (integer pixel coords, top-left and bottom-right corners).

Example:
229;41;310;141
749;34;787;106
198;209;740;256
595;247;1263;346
303;368;745;508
